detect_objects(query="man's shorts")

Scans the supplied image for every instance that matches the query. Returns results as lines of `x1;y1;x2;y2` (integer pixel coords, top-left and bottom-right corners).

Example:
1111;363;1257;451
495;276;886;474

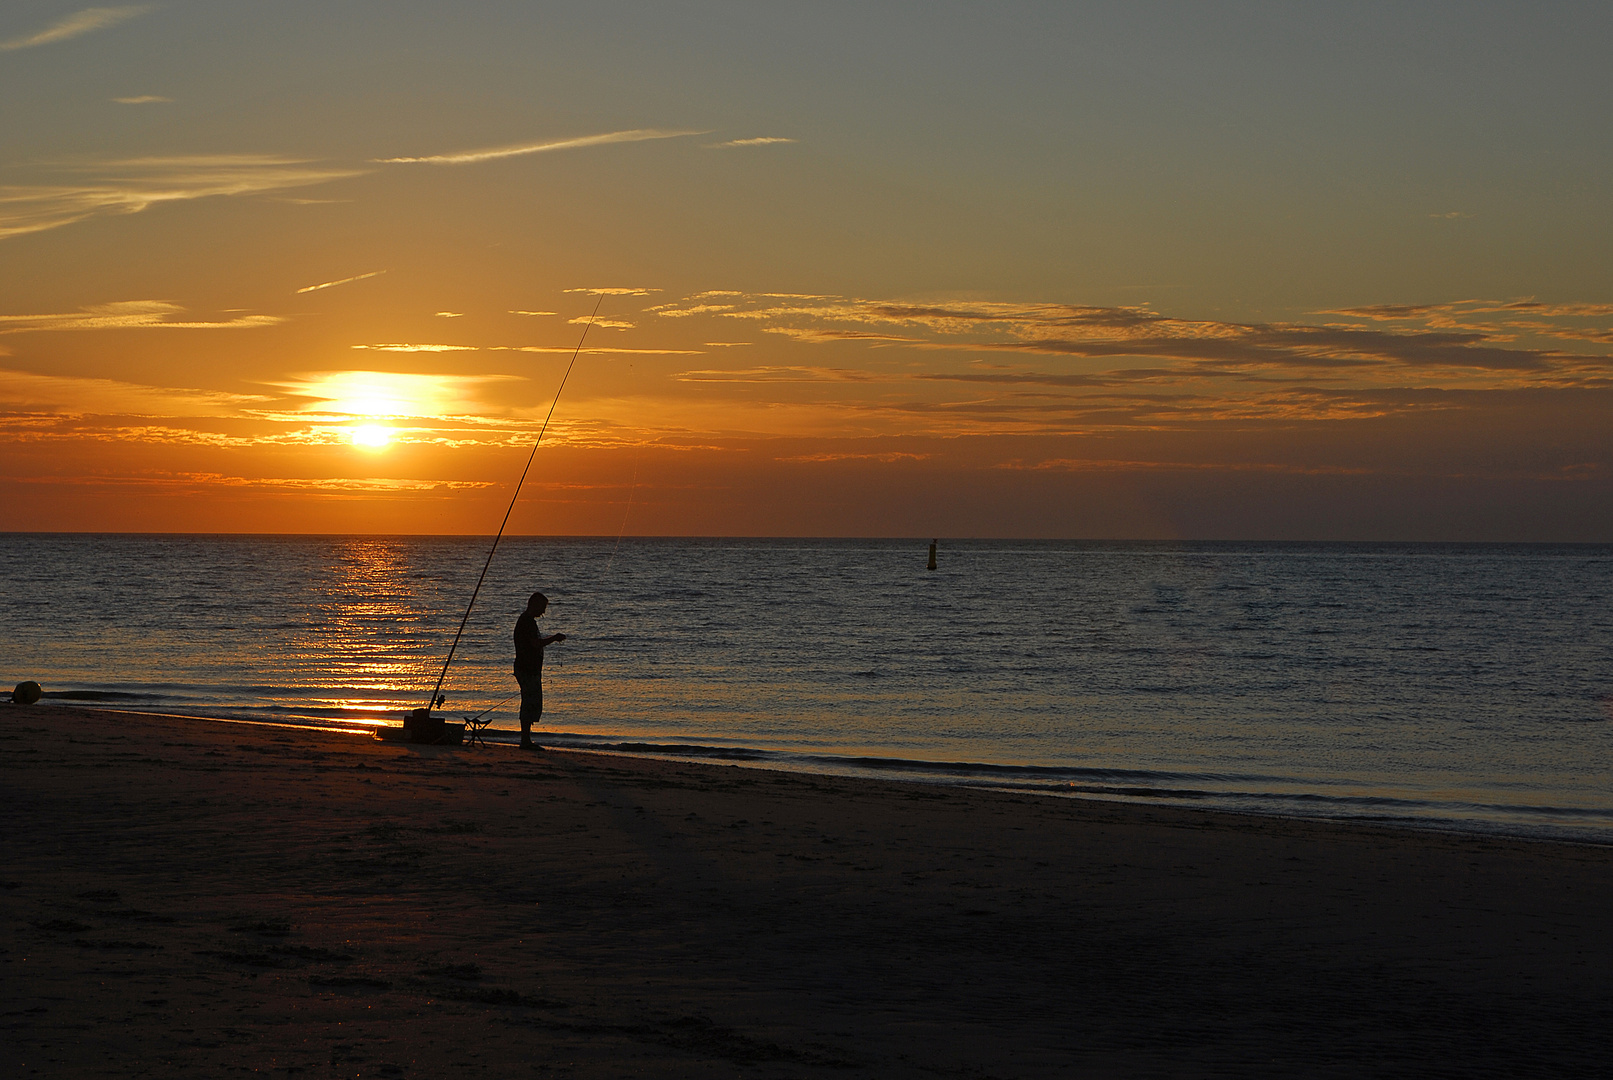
515;668;543;723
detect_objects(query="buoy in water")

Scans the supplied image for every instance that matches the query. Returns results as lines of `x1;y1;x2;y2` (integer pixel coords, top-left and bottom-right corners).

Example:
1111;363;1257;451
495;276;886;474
927;539;937;571
12;681;43;705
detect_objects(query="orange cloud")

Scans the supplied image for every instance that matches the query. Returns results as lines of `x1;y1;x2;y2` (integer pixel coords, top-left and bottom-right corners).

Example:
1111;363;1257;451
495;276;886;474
0;301;280;333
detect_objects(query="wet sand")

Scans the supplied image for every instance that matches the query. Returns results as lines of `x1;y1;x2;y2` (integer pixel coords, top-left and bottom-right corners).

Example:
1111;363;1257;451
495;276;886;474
3;706;1612;1078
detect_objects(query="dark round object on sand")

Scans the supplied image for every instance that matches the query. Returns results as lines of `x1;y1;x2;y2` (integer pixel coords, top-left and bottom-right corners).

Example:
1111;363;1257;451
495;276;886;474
12;681;42;705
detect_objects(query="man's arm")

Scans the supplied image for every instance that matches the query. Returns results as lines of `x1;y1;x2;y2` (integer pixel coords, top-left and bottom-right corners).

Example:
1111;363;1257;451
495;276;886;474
540;632;566;646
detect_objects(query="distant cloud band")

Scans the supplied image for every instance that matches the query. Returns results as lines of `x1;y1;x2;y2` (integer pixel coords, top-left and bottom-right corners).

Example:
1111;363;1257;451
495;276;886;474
648;292;1601;374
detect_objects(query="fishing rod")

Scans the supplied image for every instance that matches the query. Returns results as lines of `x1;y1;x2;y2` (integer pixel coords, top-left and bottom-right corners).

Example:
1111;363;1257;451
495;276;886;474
465;453;638;703
464;693;516;724
423;291;604;713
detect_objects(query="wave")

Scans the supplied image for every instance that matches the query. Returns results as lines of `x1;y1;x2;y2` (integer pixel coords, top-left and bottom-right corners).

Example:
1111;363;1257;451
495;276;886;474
570;740;773;761
42;690;166;702
525;733;1613;843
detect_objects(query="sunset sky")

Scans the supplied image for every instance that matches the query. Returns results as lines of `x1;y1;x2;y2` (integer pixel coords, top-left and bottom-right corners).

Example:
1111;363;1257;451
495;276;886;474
3;1;1610;538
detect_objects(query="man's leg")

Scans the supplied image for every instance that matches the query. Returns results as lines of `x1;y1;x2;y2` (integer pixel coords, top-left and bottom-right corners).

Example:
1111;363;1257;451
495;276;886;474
517;671;543;748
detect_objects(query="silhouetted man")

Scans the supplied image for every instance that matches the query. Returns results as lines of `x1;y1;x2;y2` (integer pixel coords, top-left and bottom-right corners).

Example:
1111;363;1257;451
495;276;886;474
513;591;565;749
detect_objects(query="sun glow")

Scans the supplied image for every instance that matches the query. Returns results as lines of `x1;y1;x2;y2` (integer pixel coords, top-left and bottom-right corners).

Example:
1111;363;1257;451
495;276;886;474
350;425;393;449
277;370;518;424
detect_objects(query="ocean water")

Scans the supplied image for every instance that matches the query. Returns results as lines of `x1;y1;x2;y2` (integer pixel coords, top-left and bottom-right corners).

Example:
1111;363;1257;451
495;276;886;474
3;534;1612;843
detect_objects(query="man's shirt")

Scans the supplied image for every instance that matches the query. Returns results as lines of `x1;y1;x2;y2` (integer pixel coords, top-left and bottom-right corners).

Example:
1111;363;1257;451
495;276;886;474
514;613;545;672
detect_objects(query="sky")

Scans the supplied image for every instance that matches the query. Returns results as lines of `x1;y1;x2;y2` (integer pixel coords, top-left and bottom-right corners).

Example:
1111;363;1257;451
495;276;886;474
2;0;1610;539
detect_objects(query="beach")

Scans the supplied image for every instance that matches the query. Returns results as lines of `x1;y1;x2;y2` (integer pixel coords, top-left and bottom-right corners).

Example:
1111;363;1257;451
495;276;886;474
4;707;1612;1078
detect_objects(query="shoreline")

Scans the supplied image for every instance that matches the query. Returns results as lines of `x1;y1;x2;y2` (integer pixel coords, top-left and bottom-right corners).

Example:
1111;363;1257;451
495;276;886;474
17;700;1613;850
5;704;1613;1076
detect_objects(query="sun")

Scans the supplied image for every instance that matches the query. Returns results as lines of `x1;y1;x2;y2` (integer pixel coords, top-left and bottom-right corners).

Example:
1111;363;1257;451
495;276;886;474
350;425;393;449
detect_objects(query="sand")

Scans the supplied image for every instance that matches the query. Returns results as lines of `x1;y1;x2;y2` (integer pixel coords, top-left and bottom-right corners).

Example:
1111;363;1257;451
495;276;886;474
3;706;1612;1078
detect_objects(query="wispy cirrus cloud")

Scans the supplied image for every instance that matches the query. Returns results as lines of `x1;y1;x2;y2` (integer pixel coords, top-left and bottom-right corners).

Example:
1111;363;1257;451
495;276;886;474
1320;298;1613;326
0;5;149;51
652;303;739;318
341;339;701;358
567;316;635;331
184;474;493;494
781;451;929;463
0;467;493;493
915;371;1112;389
111;94;169;104
1537;326;1613;345
992;457;1376;475
0;155;366;240
296;270;386;294
0;127;698;241
766;326;923;345
672;366;874;383
981;324;1549;372
1317;298;1613;353
704;137;796;149
349;343;476;353
565;286;660;296
490;345;702;356
376;129;702;166
0;300;279;333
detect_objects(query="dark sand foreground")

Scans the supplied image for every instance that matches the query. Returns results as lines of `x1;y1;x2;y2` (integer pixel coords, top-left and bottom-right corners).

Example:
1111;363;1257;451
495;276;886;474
4;708;1612;1078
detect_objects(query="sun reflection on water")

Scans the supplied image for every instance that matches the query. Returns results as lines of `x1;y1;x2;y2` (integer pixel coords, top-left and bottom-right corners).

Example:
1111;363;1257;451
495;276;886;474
294;539;448;717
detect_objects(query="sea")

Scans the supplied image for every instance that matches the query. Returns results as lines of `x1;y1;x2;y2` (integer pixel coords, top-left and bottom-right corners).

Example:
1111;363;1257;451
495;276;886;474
4;534;1612;844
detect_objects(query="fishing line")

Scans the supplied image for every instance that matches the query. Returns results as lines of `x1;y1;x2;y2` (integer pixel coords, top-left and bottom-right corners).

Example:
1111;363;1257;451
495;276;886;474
603;440;643;577
424;291;604;711
464;693;516;724
543;440;642;682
